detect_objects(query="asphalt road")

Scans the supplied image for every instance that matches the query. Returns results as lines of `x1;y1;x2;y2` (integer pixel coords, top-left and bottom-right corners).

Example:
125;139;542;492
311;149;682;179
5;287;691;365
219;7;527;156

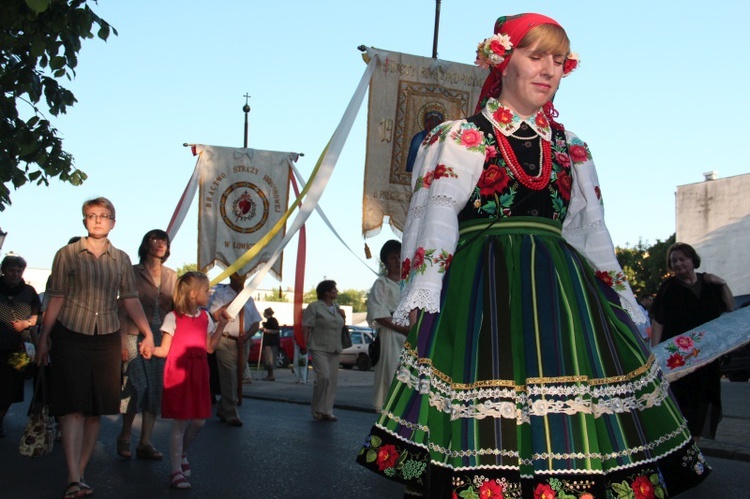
2;378;750;498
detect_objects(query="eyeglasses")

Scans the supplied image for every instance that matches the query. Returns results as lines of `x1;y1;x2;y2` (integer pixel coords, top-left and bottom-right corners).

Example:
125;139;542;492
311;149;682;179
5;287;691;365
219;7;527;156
84;214;114;222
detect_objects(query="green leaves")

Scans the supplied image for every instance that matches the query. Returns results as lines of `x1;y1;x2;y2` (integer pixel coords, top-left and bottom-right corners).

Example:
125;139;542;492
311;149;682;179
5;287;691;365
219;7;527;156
25;0;51;14
1;0;117;210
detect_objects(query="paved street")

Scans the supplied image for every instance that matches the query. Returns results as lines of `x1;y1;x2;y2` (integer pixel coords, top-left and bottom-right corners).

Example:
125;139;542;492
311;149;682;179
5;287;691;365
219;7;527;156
1;368;749;498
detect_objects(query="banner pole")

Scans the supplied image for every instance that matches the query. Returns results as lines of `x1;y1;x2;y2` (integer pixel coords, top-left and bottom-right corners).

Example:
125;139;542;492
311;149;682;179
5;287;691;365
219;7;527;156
432;0;442;59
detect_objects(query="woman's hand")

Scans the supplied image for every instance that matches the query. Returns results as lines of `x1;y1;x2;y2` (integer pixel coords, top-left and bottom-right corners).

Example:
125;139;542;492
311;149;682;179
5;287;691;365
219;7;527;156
703;273;726;286
35;337;50;366
11;319;30;333
139;335;154;359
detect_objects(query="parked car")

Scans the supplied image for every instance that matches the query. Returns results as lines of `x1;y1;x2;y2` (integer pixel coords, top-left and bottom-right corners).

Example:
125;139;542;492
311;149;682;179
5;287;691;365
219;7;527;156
248;325;296;368
340;325;376;371
721;343;750;382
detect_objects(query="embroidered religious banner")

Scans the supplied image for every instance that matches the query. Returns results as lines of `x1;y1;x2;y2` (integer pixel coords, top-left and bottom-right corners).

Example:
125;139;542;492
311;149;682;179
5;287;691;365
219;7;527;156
362;48;488;236
652;306;750;382
197;145;293;279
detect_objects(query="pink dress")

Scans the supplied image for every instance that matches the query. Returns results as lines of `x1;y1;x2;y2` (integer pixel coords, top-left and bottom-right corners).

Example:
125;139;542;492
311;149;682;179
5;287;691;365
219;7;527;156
161;310;212;419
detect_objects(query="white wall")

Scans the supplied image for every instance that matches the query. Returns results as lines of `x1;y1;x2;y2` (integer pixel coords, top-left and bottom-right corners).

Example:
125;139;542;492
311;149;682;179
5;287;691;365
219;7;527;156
676;173;750;297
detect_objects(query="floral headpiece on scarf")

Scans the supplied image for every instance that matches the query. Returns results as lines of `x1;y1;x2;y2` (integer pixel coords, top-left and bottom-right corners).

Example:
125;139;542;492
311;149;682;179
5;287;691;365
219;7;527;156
473;13;580;127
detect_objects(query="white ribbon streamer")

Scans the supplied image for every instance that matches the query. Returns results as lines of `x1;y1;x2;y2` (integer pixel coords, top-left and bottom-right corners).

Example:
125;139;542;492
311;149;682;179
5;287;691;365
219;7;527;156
225;51;386;318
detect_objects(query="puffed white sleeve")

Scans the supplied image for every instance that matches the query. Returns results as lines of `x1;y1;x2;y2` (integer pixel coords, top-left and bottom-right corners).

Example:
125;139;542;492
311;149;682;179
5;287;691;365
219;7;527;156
561;130;646;324
393;119;487;325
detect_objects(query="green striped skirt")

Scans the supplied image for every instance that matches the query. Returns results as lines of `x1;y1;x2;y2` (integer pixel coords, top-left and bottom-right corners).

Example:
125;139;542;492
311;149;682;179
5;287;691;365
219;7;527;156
357;217;709;498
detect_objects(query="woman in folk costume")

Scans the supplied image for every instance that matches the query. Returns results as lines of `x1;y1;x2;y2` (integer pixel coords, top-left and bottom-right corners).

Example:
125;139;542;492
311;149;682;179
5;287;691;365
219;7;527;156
357;13;710;498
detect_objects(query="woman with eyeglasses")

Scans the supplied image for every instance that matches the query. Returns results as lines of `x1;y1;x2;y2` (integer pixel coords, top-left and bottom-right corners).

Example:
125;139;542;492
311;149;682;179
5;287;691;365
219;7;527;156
117;229;177;461
36;197;156;499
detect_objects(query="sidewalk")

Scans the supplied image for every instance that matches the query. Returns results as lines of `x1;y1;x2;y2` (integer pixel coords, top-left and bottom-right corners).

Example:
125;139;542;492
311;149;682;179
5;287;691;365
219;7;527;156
242;366;750;462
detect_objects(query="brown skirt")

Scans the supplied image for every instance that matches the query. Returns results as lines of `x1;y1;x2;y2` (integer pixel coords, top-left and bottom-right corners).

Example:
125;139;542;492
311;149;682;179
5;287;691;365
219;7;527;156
49;322;121;416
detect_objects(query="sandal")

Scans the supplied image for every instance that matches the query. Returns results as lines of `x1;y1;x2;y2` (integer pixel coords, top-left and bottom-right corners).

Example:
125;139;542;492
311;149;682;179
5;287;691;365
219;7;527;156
181;455;191;477
62;482;85;498
78;478;94;497
135;443;163;460
170;471;191;489
116;437;131;458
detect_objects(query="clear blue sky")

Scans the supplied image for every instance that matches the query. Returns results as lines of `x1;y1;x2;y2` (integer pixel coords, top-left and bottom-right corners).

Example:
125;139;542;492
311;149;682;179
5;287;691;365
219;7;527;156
3;0;749;293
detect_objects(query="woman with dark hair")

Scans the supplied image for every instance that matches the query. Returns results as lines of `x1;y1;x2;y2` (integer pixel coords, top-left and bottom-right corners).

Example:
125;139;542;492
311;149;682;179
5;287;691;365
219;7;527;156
117;229;177;460
357;13;710;497
651;242;734;441
260;307;280;381
0;255;41;438
302;280;345;421
36;197;155;498
368;240;410;409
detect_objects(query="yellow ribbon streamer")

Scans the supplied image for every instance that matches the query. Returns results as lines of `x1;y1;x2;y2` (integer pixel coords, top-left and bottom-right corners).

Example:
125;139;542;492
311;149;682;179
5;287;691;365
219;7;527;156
209;141;330;286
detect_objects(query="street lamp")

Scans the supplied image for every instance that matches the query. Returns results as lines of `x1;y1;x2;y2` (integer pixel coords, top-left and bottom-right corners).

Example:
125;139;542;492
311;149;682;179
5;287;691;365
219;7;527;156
0;227;6;250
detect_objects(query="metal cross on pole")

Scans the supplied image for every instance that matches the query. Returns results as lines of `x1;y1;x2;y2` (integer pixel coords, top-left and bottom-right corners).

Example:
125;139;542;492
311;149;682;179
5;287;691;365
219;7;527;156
243;93;251;148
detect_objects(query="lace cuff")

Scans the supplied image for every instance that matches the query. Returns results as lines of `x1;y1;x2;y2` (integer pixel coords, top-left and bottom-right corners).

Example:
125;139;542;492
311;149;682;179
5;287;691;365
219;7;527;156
393;288;442;325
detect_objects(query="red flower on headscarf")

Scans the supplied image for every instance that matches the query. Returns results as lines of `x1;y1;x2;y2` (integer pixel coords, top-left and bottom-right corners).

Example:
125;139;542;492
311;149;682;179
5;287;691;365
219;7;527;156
594;186;601;199
477;164;511;196
401;259;411;280
459;128;483;148
563;58;579;75
554;152;571;169
533;483;556;499
595;270;613;287
375;444;399;471
493;107;514;125
427;130;441;146
556;169;572;201
478;479;504;498
631;475;656;499
485;145;498;161
667;353;686;370
422;171;434;188
568;144;588;163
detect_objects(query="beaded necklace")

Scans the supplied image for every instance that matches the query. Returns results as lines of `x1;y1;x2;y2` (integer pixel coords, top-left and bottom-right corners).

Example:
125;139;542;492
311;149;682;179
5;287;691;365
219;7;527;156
495;131;552;190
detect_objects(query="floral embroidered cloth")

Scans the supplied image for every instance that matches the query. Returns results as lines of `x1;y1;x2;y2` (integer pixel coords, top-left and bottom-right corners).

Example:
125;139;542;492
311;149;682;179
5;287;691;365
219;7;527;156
653;306;750;382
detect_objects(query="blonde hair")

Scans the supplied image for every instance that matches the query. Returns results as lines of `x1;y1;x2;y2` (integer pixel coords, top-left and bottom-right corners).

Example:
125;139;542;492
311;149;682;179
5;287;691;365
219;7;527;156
82;196;116;219
517;24;570;57
173;271;208;316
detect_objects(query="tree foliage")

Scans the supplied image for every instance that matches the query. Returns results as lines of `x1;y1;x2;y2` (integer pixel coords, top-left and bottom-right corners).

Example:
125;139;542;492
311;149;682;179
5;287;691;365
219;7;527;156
0;0;116;210
302;287;367;312
615;234;676;298
175;263;197;277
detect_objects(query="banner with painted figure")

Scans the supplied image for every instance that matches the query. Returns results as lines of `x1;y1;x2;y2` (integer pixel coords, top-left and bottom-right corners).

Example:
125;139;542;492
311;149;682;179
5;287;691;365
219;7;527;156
197;145;293;279
362;48;488;237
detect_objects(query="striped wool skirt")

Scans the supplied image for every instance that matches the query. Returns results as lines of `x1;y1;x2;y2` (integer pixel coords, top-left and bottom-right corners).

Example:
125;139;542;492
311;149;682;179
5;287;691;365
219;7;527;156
357;217;710;498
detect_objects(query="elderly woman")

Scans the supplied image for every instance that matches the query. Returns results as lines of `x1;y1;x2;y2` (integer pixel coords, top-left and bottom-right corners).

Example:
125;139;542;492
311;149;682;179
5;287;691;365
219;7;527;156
651;242;734;441
368;240;410;410
36;197;155;499
357;13;710;497
117;229;177;460
303;280;345;422
0;255;41;438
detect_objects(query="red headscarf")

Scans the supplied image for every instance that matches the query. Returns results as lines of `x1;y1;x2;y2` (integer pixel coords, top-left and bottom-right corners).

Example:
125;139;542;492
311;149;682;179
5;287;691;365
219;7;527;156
474;13;566;128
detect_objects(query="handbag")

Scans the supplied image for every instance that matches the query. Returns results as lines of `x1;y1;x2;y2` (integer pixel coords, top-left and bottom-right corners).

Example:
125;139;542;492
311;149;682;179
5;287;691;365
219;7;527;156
369;335;381;366
18;368;55;458
341;325;353;350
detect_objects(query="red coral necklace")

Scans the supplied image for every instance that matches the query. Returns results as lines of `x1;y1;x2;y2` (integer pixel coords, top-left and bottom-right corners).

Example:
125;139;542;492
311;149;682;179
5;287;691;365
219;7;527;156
494;130;552;191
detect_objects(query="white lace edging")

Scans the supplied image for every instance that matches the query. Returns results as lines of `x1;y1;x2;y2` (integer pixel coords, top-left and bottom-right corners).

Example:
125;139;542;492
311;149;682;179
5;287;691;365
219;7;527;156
393;288;441;325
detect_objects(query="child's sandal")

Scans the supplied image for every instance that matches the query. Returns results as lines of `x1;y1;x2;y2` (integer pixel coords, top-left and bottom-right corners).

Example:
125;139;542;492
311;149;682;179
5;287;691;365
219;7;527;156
170;472;191;489
181;454;191;477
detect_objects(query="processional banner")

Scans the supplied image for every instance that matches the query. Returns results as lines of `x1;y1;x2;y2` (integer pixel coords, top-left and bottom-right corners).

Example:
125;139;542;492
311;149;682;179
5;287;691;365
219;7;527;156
362;48;488;236
197;145;293;279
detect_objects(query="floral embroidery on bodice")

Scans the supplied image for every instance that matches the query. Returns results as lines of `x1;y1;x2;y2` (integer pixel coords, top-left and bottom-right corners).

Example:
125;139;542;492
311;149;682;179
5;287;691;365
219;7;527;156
457;100;583;224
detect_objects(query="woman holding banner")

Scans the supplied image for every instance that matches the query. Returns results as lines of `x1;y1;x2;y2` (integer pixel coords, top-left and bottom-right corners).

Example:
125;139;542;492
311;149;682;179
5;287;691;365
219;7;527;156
357;13;709;498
